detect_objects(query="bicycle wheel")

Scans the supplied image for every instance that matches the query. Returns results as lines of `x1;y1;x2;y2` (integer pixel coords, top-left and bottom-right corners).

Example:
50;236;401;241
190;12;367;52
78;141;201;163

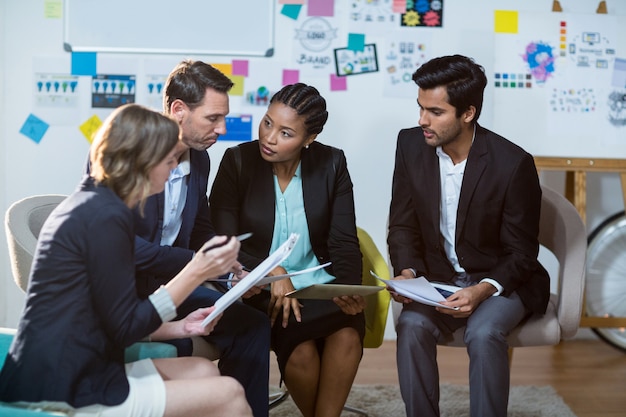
586;211;626;352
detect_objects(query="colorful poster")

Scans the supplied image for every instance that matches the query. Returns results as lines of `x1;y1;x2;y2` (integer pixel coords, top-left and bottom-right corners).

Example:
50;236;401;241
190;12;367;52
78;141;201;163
400;0;443;28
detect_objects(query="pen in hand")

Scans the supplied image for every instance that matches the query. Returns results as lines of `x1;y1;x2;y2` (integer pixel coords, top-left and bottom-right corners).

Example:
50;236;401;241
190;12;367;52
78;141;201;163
201;232;253;254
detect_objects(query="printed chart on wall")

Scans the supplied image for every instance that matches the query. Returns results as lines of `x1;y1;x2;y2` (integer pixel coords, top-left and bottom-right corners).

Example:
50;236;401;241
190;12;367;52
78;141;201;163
492;11;625;158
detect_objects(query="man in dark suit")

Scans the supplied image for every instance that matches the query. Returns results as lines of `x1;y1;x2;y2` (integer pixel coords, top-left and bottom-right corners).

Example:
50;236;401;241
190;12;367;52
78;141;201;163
133;60;270;417
387;55;549;417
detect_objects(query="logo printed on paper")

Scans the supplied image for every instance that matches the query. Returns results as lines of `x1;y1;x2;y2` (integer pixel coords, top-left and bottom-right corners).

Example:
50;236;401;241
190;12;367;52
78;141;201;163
295;18;338;52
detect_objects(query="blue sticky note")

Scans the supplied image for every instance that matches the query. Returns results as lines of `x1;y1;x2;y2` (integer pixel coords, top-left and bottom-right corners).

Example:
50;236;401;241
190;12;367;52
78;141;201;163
347;33;366;52
221;115;253;142
19;114;50;144
281;4;302;20
71;52;97;76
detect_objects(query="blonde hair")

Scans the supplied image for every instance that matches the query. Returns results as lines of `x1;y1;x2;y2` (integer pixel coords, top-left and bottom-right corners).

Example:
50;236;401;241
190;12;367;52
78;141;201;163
90;104;180;209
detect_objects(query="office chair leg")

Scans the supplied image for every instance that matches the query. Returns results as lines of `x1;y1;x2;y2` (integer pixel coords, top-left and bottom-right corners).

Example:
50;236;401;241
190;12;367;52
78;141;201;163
269;387;290;409
343;404;369;416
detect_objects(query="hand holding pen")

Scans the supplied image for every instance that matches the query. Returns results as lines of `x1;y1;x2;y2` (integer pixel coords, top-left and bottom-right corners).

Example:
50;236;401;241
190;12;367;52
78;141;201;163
201;232;253;253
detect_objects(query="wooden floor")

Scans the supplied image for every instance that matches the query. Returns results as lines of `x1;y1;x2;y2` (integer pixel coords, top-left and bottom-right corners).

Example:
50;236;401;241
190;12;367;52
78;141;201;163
269;332;626;417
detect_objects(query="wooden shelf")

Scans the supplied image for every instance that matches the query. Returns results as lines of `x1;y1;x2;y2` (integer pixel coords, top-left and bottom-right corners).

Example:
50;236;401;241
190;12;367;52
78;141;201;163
534;156;626;329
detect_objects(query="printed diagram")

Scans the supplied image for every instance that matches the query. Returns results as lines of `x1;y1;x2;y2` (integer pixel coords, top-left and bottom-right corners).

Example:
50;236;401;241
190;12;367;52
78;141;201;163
607;90;626;127
550;88;596;113
522;41;556;84
385;40;428;84
349;0;396;25
34;74;79;108
334;44;379;76
92;74;136;109
568;30;615;69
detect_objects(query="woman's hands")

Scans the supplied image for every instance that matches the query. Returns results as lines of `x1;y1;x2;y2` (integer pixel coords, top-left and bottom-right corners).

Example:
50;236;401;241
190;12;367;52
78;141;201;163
151;306;222;341
166;235;240;307
194;236;241;283
333;294;366;315
267;266;301;328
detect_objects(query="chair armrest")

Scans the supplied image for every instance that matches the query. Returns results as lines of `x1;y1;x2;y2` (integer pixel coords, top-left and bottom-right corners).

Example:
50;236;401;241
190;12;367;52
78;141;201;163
124;341;177;363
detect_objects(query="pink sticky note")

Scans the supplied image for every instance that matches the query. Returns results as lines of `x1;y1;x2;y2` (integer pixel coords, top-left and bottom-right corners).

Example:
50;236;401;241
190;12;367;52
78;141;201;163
393;0;407;13
330;74;347;91
232;60;249;77
308;0;334;16
282;69;300;86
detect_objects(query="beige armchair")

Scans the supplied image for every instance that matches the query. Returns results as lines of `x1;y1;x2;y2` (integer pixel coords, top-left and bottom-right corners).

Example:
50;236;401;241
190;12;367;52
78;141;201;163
391;184;587;352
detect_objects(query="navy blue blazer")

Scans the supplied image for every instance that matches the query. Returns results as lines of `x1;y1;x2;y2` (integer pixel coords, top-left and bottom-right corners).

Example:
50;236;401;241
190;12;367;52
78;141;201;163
387;124;550;314
0;177;162;407
133;149;215;296
209;141;362;285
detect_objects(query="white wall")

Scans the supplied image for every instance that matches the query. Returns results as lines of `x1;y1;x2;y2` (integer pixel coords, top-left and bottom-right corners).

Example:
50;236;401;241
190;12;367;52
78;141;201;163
2;1;625;341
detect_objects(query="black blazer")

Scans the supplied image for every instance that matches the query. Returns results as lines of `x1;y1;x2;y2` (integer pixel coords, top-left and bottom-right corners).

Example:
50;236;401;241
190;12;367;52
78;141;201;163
0;178;162;407
209;141;362;285
387;125;550;314
133;149;215;296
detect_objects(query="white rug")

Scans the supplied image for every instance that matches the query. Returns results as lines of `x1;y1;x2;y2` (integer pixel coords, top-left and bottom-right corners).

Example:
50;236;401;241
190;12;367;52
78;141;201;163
269;384;577;417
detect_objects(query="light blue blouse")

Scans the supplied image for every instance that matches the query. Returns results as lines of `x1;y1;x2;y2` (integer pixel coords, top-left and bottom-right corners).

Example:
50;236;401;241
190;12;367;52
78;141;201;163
269;162;335;290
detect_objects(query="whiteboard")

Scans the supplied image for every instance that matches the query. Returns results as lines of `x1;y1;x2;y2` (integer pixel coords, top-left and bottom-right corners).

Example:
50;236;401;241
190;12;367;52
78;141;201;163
63;0;275;57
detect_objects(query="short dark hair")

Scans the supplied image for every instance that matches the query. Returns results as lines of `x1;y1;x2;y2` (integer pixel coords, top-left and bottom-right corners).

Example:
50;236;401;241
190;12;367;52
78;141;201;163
270;83;329;136
412;55;487;122
163;60;234;114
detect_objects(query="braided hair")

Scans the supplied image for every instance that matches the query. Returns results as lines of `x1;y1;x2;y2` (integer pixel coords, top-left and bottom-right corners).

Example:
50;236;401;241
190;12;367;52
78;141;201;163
270;83;329;136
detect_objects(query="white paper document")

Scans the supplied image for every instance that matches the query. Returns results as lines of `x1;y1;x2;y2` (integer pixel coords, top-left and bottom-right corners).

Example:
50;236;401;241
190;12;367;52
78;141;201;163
255;262;332;286
201;233;300;327
371;271;460;310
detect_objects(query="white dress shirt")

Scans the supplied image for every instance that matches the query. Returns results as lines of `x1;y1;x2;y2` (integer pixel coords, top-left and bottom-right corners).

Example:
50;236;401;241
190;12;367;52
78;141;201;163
160;149;190;246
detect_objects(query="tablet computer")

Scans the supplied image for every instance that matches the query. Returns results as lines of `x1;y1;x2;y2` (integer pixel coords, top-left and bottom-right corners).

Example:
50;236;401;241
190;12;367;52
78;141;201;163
285;284;383;300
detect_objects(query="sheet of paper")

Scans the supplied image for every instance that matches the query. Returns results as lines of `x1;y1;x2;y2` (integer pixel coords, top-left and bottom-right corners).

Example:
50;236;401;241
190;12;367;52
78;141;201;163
205;262;332;284
201;233;300;326
255;262;332;286
371;271;459;310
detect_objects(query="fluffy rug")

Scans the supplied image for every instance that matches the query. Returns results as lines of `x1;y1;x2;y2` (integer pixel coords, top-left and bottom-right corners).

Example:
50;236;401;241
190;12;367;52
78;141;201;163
269;384;577;417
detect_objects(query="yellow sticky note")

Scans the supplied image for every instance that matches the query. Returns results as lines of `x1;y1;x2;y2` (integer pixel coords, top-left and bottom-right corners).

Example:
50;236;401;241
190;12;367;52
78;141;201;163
227;75;245;96
494;10;518;34
44;0;63;19
212;63;233;76
80;115;103;144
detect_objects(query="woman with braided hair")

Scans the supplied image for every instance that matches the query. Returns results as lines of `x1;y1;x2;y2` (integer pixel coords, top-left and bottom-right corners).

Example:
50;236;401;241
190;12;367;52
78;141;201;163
210;83;366;417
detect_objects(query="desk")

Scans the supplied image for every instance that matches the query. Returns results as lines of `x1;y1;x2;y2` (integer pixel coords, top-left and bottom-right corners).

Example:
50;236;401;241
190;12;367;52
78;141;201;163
534;156;626;329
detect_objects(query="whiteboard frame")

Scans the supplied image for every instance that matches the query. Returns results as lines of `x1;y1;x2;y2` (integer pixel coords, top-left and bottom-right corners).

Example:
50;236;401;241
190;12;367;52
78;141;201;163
62;0;275;57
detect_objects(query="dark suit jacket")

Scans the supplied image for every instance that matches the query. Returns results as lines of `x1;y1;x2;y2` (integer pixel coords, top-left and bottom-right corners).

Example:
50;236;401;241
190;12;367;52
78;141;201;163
0;177;162;407
387;125;550;314
209;141;361;285
133;149;214;296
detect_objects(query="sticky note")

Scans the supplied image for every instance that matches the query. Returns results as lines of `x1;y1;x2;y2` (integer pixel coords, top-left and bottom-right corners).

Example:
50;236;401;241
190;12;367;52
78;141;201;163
308;0;334;17
282;69;300;86
227;75;245;96
212;63;232;76
44;0;62;18
79;114;103;144
393;0;407;13
232;60;249;77
71;52;97;76
494;10;518;34
330;74;347;91
347;33;366;52
19;114;49;144
281;4;302;20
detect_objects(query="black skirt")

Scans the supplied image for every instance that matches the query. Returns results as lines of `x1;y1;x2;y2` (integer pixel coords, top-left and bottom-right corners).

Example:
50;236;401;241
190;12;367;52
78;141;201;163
244;291;365;380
